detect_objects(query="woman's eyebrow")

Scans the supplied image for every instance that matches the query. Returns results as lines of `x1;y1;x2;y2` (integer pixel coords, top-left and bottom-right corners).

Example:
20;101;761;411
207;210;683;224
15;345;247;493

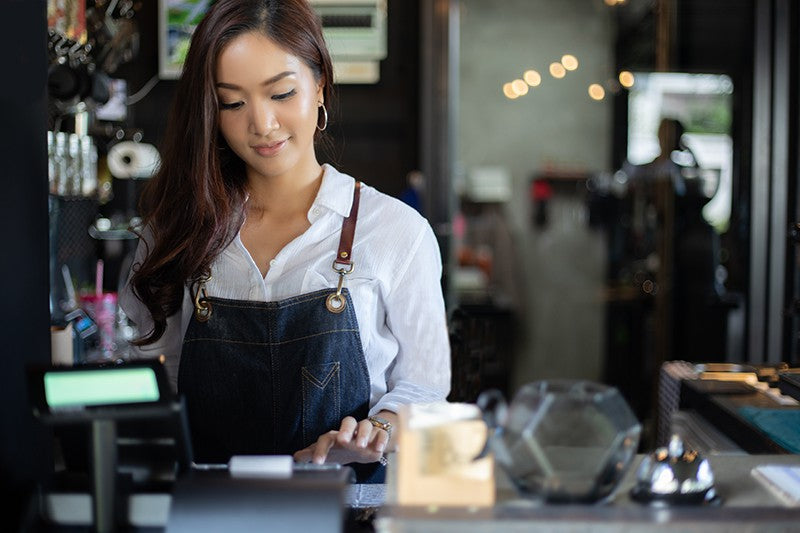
216;71;296;90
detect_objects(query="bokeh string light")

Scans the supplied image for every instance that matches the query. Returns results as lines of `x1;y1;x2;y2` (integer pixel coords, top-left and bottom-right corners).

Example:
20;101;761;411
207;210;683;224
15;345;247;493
502;1;634;100
502;49;635;100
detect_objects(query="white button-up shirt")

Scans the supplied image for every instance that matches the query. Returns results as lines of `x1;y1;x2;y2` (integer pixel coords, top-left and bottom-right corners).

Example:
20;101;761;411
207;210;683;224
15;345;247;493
120;164;451;415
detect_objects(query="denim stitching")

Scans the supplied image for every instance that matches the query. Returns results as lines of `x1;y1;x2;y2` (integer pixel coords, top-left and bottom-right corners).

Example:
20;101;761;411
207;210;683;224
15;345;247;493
268;302;278;452
301;363;340;444
302;372;308;444
183;329;359;346
335;365;341;421
343;295;371;391
301;362;340;389
203;289;346;310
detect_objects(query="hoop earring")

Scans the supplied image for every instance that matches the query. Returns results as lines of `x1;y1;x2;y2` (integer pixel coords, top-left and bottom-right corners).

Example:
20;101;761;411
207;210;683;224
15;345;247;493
317;103;328;131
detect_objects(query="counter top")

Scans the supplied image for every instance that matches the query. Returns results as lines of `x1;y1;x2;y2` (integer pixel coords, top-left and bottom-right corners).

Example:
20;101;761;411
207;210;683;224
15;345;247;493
375;454;800;532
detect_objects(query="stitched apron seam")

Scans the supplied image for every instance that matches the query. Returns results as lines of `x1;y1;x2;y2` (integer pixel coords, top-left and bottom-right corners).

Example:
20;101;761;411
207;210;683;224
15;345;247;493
183;329;359;346
205;290;344;310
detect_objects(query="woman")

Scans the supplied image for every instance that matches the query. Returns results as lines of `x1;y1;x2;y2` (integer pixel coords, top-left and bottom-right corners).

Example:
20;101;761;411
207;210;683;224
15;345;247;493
120;0;450;482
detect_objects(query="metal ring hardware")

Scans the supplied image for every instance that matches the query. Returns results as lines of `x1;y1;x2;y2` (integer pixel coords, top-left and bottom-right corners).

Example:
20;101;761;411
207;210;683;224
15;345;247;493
193;280;212;322
325;271;348;313
332;260;355;275
325;293;346;313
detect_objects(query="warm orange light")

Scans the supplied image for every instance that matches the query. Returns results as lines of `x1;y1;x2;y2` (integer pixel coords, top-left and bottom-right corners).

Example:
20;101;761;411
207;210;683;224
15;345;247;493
511;79;529;96
503;82;518;99
561;54;579;71
588;83;605;100
523;69;542;87
549;62;566;79
618;70;635;88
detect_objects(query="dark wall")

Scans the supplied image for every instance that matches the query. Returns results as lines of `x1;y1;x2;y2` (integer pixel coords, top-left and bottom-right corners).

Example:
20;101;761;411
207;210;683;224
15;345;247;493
1;0;52;529
118;0;420;198
328;0;421;197
788;1;800;364
676;0;754;295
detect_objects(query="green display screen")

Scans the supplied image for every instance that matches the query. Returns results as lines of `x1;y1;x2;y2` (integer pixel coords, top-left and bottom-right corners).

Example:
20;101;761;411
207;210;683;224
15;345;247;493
44;367;160;409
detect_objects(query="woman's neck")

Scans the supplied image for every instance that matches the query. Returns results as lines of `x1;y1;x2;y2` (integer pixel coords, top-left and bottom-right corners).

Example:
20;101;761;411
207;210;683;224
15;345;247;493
245;161;324;220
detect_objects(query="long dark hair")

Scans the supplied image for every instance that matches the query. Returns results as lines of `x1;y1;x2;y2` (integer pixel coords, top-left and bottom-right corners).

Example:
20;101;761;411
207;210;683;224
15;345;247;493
130;0;334;344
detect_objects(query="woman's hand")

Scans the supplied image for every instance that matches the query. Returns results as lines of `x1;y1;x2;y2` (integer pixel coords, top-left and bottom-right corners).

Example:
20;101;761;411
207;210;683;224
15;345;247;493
293;416;389;465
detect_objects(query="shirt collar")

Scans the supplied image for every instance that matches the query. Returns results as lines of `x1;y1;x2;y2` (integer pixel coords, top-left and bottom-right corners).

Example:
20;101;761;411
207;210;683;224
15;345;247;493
313;164;356;219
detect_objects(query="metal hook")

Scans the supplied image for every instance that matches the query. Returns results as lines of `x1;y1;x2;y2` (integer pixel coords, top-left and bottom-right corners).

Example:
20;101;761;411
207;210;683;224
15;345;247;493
325;271;347;313
193;278;212;322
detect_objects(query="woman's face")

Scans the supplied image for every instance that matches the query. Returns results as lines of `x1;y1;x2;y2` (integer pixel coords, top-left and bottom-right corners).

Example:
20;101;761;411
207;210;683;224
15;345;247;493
215;31;324;182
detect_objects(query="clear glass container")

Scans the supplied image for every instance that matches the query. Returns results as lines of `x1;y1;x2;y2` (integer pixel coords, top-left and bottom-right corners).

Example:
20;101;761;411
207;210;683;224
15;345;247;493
480;380;641;503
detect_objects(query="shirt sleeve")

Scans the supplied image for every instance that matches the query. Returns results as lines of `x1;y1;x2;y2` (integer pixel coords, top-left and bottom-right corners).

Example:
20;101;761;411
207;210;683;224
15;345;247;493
370;222;451;415
119;233;185;391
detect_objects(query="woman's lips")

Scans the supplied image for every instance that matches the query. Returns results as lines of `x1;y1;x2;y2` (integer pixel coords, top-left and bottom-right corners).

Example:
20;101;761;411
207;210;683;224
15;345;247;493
251;139;287;157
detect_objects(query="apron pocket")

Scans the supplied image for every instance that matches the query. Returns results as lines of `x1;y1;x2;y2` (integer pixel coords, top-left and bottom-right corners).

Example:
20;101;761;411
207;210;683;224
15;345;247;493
301;362;341;444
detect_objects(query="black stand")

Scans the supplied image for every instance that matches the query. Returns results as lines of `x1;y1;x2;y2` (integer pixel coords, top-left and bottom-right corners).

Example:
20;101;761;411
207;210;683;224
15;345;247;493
26;361;191;530
91;419;117;533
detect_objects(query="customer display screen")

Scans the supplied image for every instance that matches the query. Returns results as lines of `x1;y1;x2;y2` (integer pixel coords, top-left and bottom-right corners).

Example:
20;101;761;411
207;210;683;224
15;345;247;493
44;367;160;410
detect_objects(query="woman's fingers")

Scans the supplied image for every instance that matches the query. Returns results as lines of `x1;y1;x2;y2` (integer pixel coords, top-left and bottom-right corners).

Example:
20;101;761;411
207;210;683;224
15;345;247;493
292;444;314;463
294;417;390;465
312;430;338;464
368;426;390;453
355;419;374;448
336;416;358;446
294;430;338;464
334;418;389;453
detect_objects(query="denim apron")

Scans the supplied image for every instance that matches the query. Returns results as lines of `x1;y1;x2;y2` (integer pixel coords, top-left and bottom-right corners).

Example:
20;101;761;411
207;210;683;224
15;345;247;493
178;182;384;482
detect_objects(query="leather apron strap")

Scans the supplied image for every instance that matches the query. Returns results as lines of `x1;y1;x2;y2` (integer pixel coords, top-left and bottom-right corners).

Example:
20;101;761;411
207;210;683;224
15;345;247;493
334;180;361;272
326;181;361;313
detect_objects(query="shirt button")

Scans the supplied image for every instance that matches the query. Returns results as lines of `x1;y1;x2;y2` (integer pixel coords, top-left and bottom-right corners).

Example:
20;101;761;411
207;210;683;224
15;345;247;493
269;259;277;267
312;207;321;216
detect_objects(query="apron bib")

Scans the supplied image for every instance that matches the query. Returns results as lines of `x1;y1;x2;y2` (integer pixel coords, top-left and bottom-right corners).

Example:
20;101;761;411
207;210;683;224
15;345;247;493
178;182;384;482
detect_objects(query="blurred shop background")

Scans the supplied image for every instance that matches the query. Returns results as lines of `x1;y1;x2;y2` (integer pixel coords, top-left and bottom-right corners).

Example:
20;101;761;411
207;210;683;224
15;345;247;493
451;0;753;439
3;1;800;528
